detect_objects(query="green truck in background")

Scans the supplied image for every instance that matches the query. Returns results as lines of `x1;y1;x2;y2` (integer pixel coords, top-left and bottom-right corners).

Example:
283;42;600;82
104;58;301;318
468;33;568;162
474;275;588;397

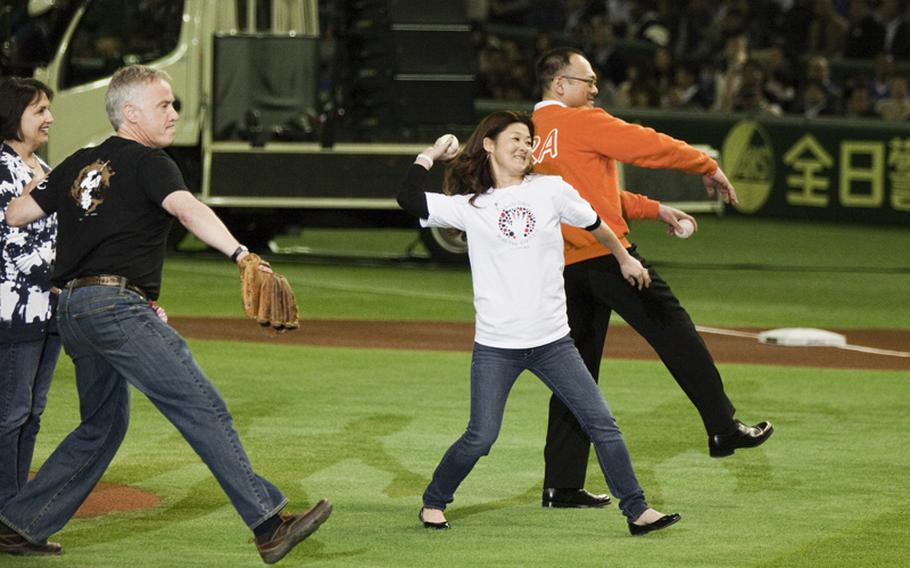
17;0;739;261
22;0;475;260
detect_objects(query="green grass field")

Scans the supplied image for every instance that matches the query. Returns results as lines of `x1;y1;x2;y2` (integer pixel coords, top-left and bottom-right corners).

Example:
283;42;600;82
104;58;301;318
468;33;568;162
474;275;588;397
167;216;910;329
11;216;910;567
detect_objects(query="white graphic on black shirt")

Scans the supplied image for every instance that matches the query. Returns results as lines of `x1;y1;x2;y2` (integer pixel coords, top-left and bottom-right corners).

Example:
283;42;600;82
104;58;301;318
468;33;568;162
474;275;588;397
70;160;115;216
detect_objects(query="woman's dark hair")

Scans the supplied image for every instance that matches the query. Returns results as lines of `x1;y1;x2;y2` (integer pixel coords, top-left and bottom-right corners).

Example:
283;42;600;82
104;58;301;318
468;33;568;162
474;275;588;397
443;110;535;204
0;77;54;142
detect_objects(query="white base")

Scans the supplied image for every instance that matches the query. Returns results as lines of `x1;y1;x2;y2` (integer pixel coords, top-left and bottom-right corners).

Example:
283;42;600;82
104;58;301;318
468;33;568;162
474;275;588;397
757;328;847;347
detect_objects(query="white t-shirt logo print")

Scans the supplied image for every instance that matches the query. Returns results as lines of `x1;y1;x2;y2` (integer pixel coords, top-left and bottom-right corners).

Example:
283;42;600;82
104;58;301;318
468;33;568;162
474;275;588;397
497;205;537;243
421;175;598;348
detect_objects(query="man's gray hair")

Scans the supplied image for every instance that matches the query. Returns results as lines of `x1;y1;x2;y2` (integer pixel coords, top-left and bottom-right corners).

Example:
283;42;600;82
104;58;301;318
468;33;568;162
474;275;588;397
105;65;172;130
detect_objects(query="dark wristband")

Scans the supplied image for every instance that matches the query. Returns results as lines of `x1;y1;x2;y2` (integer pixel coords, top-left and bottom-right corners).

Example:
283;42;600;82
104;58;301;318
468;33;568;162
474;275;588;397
230;245;249;262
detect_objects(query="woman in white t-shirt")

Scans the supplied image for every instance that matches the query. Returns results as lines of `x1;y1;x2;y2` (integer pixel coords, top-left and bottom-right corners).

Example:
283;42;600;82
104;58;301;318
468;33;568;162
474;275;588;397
397;111;680;536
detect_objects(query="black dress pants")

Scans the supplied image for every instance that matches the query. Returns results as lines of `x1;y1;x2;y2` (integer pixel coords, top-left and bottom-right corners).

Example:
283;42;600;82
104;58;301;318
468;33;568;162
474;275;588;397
543;249;737;489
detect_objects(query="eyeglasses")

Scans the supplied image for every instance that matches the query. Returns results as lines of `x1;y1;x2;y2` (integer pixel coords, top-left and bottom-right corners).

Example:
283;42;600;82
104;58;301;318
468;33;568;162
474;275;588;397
560;75;598;88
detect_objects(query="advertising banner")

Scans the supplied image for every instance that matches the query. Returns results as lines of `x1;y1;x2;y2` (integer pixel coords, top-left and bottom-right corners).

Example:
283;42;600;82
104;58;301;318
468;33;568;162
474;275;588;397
614;110;910;226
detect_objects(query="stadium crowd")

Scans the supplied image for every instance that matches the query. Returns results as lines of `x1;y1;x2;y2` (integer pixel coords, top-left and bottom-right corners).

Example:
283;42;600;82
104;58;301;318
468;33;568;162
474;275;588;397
470;0;910;121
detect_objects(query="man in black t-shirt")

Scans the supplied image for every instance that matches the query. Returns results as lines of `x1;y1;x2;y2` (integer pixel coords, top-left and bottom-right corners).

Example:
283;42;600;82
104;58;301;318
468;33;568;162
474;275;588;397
36;136;178;299
1;65;330;564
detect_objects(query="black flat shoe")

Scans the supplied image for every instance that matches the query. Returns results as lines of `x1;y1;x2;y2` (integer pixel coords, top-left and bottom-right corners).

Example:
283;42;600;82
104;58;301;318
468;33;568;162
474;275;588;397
628;513;681;536
542;488;611;508
709;420;774;458
419;507;449;530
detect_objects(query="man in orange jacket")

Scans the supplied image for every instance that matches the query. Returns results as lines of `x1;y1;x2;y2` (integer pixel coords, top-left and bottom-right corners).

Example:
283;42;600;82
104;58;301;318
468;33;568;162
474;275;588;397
532;47;773;509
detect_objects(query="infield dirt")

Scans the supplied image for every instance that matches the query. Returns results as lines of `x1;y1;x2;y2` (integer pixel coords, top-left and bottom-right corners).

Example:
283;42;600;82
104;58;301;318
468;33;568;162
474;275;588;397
172;317;909;372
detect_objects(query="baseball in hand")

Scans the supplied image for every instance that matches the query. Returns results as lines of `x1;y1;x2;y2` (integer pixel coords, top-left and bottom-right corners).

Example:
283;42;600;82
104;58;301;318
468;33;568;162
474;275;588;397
436;134;459;158
674;219;695;239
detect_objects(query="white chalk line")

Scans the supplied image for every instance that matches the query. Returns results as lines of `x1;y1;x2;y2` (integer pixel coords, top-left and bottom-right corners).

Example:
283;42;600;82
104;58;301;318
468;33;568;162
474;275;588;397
695;326;910;358
696;326;759;339
836;344;910;358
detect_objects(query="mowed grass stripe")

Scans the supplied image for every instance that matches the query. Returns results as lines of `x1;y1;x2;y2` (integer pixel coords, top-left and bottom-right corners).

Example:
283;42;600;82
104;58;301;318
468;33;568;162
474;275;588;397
28;340;910;568
159;216;910;329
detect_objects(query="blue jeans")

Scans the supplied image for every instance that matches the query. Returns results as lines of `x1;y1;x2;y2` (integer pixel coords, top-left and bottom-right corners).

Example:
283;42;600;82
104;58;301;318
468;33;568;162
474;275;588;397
0;333;61;506
0;286;286;544
422;336;648;521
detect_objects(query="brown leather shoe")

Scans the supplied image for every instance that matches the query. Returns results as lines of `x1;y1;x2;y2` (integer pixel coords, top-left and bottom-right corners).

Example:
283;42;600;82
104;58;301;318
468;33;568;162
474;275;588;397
256;499;332;564
0;529;62;556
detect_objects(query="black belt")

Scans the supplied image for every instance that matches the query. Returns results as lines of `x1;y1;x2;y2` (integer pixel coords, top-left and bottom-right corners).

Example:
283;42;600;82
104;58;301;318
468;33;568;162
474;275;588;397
65;275;148;300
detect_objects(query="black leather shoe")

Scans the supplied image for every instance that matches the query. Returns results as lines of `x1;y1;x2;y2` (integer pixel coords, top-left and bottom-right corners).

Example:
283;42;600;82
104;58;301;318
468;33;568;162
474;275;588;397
628;513;681;536
709;420;774;458
542;488;611;508
419;507;450;530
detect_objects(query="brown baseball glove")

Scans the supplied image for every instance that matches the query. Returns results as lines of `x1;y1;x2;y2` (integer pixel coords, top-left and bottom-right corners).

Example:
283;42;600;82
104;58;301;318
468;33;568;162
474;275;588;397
239;253;300;333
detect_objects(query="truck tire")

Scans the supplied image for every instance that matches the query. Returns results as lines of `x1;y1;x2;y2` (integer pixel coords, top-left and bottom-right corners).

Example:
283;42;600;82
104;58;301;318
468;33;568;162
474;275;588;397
420;227;468;264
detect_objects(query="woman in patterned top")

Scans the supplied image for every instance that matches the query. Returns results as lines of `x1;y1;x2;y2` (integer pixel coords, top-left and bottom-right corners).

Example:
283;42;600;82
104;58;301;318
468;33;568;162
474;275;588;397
397;111;680;536
0;77;60;509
